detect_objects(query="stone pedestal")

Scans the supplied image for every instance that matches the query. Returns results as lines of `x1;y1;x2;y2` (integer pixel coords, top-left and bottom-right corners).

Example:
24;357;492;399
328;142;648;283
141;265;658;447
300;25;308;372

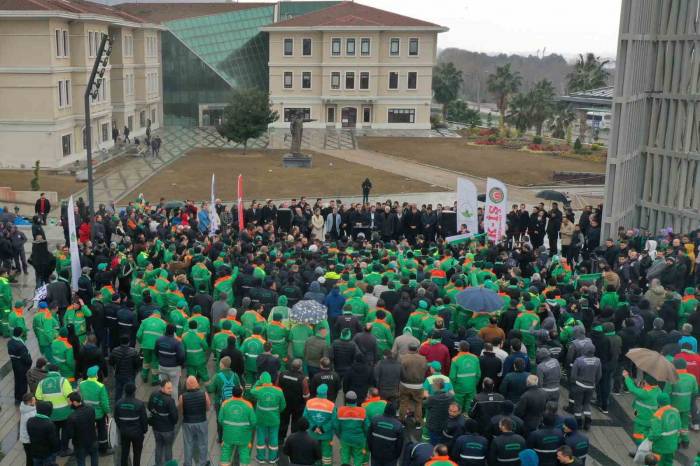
282;153;313;168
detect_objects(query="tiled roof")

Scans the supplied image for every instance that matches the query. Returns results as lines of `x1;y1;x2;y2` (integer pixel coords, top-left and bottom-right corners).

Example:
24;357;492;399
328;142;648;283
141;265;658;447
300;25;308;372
115;2;268;24
0;0;147;23
265;1;444;29
568;86;614;99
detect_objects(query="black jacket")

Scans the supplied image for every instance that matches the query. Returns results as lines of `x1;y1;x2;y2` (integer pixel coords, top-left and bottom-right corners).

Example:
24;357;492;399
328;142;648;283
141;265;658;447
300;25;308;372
374;357;401;398
8;337;32;376
333;314;363;339
343;361;374;402
310;369;342;401
283;430;321;465
479;352;503;386
488;431;526;466
27;406;60;458
109;343;141;381
66;404;97;448
148;390;178;432
514;386;548;434
367;415;405;461
46;280;70;309
330;339;359;374
451;433;488;466
114;396;148;438
470;391;505;434
78;343;107;380
219;343;245;380
155;335;185;368
425;391;454;433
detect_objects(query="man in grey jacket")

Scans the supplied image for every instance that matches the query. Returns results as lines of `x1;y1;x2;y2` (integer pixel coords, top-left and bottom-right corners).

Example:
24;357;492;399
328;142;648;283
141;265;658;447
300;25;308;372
570;346;601;430
374;349;401;403
536;348;561;404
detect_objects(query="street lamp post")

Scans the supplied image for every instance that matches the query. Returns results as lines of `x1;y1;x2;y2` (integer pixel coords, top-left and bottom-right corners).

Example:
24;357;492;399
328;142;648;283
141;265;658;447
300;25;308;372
84;33;112;216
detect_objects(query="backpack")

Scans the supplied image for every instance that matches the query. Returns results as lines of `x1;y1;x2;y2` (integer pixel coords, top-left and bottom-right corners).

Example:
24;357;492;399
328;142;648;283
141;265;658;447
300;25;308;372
219;371;236;401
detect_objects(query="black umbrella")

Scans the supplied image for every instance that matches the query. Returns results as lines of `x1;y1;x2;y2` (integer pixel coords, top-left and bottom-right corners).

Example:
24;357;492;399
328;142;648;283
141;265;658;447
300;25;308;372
535;190;569;205
477;193;486;202
163;200;185;210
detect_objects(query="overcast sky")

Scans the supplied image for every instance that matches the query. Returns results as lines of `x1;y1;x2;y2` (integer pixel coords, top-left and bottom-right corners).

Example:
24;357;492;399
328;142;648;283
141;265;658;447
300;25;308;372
360;0;623;59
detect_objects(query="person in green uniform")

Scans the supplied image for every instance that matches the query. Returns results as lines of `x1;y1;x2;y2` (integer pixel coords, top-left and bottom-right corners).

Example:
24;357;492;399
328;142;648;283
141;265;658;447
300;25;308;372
407;300;429;341
240;326;266;391
303;383;336;466
78;365;111;454
624;369;661;445
191;263;212;294
289;323;313;361
346;293;369;324
212;320;235;364
267;312;289;368
32;302;58;362
449;341;481;412
168;300;189;337
269;296;291;328
51;327;75;383
648;393;681;466
8;300;27;339
361;387;387;422
35;364;73;456
219;385;256;466
188;305;211;340
241;305;267;338
207;356;242;443
513;302;540;360
63;298;92;344
250;371;286;463
214;271;235;307
218;309;246;343
664;358;698;448
370;310;394;354
336;390;368;466
680;287;699;326
182;320;209;382
136;308;167;384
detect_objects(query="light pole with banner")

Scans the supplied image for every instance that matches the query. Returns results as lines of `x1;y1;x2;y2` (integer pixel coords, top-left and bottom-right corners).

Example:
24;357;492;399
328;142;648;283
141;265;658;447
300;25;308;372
84;33;112;216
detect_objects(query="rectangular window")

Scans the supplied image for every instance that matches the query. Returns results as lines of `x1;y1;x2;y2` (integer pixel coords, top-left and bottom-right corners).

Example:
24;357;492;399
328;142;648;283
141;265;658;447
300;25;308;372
346;38;355;56
361;38;370;56
409;38;419;56
140;110;146;127
327;107;335;123
302;71;311;89
283;108;311;122
345;71;355;90
331;38;341;56
283;38;293;56
151;109;157;126
390;38;400;56
123;35;133;58
360;71;369;90
127;115;133;131
331;72;340;89
63;30;69;57
62;134;72;156
58;81;64;108
55;30;62;57
283;71;293;89
363;107;371;123
88;31;95;58
65;79;71;106
389;72;399;90
407;71;417;89
388;108;415;123
101;123;109;142
302;38;312;56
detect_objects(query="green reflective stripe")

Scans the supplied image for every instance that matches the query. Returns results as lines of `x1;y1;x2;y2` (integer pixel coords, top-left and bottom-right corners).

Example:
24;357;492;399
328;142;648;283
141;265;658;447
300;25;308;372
456;373;477;378
661;429;679;436
144;331;162;336
636;401;656;410
223;420;250;426
257;405;279;411
186;349;203;353
672;392;692;396
268;339;285;344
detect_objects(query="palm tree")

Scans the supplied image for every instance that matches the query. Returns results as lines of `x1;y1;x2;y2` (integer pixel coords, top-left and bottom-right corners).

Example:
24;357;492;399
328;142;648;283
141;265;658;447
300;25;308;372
506;93;532;135
566;53;610;92
567;53;610;141
432;62;463;119
528;80;556;136
549;103;576;141
487;64;522;134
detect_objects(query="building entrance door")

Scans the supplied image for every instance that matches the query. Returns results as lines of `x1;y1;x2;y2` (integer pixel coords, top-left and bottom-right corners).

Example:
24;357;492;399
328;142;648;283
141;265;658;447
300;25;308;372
341;107;357;128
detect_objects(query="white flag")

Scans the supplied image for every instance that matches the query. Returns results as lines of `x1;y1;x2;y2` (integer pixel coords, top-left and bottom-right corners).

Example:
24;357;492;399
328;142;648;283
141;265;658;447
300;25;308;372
67;195;81;291
457;177;479;237
209;173;219;236
484;177;508;243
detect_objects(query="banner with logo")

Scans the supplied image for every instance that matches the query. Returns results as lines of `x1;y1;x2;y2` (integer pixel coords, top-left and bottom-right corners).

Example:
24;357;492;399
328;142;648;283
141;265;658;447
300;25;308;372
485;177;508;243
456;177;479;237
67;195;81;291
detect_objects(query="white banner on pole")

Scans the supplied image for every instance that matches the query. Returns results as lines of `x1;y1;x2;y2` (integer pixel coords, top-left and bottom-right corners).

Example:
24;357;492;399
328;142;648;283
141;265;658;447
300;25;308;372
209;173;219;236
67;195;81;291
484;177;508;243
456;177;479;236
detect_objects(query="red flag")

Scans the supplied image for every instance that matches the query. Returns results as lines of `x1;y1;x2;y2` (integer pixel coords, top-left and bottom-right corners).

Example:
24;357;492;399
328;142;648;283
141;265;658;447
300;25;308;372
237;174;244;232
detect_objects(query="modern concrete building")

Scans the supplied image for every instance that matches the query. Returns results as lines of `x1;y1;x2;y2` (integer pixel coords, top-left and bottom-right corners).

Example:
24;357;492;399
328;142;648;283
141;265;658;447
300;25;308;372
603;0;700;238
0;0;163;169
262;2;447;129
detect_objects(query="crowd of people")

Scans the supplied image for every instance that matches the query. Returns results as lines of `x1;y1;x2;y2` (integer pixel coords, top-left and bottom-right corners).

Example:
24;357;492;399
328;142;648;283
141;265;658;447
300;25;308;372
3;193;700;466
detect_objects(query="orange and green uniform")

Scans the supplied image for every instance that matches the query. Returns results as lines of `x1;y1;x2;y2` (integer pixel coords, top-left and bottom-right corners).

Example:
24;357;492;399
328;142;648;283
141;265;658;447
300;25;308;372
663;368;698;443
681;289;698;326
426;455;458;466
250;372;286;463
219;396;256;466
513;310;540;360
212;328;235;365
240;334;266;390
241;310;267;338
32;306;58;361
50;336;75;382
168;305;189;336
336;402;367;466
361;396;387;423
303;387;335;466
625;376;661;444
648;402;681;466
266;320;289;367
136;312;167;383
8;305;27;339
182;329;209;381
450;351;481;411
369;319;394;354
214;274;234;306
63;304;92;344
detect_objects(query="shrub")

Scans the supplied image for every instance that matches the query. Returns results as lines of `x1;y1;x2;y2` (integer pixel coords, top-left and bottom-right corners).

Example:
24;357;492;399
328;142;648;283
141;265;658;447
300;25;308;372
488;134;498;143
30;161;40;191
573;137;583;152
532;136;543;144
591;143;601;151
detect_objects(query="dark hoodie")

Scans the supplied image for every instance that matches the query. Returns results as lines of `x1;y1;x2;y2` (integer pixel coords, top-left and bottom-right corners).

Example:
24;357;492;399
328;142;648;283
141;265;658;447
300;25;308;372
323;288;345;320
303;281;326;304
343;353;374;401
27;401;59;459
